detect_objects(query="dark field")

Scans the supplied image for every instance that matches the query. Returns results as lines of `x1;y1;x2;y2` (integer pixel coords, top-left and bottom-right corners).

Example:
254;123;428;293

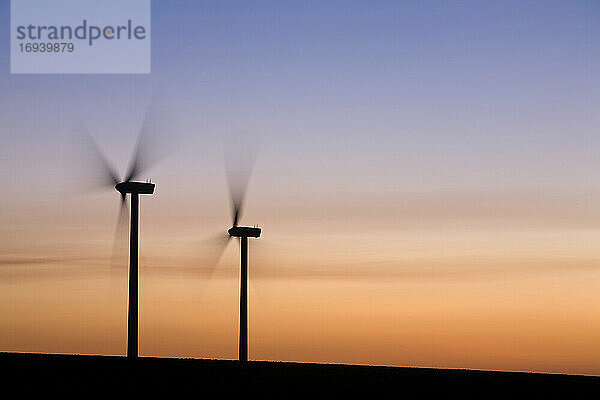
2;352;598;396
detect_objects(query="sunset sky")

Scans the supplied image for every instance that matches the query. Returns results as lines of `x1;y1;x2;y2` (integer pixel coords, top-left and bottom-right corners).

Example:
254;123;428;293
1;1;599;375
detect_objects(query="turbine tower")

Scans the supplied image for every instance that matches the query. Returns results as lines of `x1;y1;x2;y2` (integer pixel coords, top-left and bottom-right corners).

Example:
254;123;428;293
116;180;154;359
227;215;261;362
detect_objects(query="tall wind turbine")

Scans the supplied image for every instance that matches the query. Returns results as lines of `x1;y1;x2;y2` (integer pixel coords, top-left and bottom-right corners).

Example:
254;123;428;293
74;92;174;359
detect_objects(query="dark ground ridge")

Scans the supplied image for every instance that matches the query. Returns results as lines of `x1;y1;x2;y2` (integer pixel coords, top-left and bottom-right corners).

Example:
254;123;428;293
2;352;599;395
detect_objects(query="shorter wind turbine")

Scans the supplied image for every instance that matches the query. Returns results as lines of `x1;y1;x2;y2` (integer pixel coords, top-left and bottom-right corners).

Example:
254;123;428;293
203;136;261;362
226;139;262;363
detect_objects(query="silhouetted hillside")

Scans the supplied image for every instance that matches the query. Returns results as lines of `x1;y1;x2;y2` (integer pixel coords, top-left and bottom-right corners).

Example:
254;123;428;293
2;352;598;396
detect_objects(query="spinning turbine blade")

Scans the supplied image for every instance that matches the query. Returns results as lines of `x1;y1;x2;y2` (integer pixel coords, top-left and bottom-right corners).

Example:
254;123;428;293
110;195;129;281
125;88;178;182
71;118;121;189
170;233;232;279
199;233;232;280
224;132;259;226
203;233;232;264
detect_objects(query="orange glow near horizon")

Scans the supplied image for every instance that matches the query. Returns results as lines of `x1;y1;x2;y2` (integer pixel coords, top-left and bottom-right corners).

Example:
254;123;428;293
1;194;599;376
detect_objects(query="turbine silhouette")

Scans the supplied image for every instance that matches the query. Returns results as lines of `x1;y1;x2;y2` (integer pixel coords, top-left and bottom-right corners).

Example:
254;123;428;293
226;135;261;363
204;134;261;362
73;91;175;359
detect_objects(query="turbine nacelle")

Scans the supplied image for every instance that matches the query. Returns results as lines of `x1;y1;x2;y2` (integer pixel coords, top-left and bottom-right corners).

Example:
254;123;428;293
228;225;262;238
115;181;155;195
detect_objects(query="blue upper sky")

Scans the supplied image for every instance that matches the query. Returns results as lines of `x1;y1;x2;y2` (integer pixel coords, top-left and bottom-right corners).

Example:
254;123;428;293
1;0;598;196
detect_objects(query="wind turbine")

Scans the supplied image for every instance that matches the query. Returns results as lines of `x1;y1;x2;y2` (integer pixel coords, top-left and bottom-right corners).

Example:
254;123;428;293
74;93;173;360
205;135;261;362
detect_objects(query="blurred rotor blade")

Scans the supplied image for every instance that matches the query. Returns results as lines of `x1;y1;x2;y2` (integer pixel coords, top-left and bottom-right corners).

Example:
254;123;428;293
143;233;232;281
110;195;129;283
69;118;121;192
224;132;259;226
124;88;179;182
197;233;232;280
